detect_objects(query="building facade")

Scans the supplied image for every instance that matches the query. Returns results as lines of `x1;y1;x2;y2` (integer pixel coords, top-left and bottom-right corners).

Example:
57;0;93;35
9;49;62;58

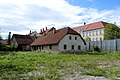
31;27;86;53
11;34;33;51
73;21;108;41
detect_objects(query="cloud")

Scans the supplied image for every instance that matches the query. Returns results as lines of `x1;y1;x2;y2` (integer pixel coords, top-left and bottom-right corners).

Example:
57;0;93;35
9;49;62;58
0;0;120;39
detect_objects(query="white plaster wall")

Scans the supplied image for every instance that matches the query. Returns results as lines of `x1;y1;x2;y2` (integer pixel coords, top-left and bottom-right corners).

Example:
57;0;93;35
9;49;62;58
59;34;86;52
40;45;59;53
11;38;18;47
83;28;104;41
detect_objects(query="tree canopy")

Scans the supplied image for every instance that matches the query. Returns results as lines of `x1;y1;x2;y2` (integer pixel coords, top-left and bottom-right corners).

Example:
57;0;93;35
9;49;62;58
104;23;120;40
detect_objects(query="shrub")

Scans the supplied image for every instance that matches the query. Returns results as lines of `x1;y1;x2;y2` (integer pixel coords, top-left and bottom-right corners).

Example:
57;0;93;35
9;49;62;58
93;46;101;52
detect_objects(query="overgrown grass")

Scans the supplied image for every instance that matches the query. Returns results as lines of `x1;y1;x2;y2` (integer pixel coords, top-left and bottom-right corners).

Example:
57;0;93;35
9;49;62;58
0;51;120;80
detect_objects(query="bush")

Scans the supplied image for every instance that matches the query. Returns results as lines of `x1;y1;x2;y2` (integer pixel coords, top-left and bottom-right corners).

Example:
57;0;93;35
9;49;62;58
0;42;17;51
93;46;101;52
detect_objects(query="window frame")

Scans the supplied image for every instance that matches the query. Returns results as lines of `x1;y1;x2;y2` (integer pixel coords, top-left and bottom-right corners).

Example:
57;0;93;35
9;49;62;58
75;37;77;40
71;45;74;50
69;36;72;40
78;45;81;50
64;44;67;50
49;45;52;49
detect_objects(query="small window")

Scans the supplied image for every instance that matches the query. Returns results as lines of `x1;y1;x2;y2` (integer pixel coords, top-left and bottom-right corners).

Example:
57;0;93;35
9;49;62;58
92;38;94;41
92;31;94;36
89;32;91;36
64;44;67;50
83;32;84;37
96;31;98;36
99;30;102;35
100;37;102;41
96;38;98;41
75;37;77;40
71;45;74;50
49;45;52;49
69;36;72;40
78;45;81;50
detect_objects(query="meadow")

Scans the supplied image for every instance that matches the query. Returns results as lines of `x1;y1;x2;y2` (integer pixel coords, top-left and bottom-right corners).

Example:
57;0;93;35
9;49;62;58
0;51;120;80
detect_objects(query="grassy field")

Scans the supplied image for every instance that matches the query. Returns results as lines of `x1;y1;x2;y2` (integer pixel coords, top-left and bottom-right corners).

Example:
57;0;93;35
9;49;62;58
0;51;120;80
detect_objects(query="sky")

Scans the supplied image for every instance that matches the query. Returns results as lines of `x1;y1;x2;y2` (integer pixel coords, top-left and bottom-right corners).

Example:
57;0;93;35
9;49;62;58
0;0;120;39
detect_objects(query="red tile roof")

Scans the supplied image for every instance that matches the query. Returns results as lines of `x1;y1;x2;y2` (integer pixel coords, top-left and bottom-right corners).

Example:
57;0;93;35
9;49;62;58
31;27;86;46
73;21;108;31
12;34;33;45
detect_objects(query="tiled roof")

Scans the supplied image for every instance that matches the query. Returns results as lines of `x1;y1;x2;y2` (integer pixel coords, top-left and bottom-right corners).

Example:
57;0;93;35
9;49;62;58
12;34;33;45
31;27;86;46
73;21;108;31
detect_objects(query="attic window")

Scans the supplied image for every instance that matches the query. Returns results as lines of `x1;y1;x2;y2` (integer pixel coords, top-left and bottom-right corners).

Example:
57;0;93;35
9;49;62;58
69;36;72;40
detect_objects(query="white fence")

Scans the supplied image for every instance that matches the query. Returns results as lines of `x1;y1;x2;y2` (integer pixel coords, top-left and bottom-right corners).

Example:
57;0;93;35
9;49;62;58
86;39;120;51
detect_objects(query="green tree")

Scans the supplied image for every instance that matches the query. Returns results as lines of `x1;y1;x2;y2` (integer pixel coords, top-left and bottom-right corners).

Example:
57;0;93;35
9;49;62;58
84;37;91;42
0;36;2;40
104;23;120;40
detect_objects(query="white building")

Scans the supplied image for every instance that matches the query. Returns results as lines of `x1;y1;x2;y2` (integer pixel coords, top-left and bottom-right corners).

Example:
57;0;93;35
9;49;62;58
31;27;86;53
73;21;108;41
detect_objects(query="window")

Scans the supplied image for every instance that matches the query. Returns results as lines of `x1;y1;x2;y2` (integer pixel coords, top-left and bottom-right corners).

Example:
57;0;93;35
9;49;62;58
96;31;98;36
69;36;72;40
92;31;94;36
83;32;84;37
49;45;52;49
89;32;91;36
100;37;102;41
96;37;98;41
42;46;44;50
92;38;94;41
71;45;74;50
64;44;67;50
75;37;77;40
78;45;81;50
99;30;102;35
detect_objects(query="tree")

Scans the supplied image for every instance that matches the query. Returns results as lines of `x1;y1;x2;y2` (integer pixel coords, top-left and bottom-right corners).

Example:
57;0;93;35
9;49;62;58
0;36;2;40
84;37;91;42
104;23;120;40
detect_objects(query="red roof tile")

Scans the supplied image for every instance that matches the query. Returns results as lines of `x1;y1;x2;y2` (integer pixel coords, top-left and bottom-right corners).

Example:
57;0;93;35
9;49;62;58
31;27;86;46
12;34;33;45
73;21;108;31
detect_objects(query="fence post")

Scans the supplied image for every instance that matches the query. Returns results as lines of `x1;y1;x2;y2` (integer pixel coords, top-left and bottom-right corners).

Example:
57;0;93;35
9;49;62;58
115;39;117;51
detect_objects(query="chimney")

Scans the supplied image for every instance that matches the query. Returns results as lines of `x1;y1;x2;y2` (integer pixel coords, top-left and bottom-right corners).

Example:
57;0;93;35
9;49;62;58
30;30;32;34
8;32;11;45
84;22;86;25
40;29;42;33
53;27;56;34
46;27;47;31
43;28;45;32
43;28;45;35
45;27;48;34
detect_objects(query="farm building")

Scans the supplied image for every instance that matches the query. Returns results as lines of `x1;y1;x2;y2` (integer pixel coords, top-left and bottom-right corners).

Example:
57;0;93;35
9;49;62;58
31;27;86;52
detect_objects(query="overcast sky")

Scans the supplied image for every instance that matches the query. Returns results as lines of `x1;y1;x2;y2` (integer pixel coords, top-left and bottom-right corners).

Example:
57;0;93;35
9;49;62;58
0;0;120;39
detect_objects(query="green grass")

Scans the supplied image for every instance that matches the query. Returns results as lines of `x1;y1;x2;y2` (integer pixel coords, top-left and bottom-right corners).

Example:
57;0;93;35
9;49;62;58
0;51;120;80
